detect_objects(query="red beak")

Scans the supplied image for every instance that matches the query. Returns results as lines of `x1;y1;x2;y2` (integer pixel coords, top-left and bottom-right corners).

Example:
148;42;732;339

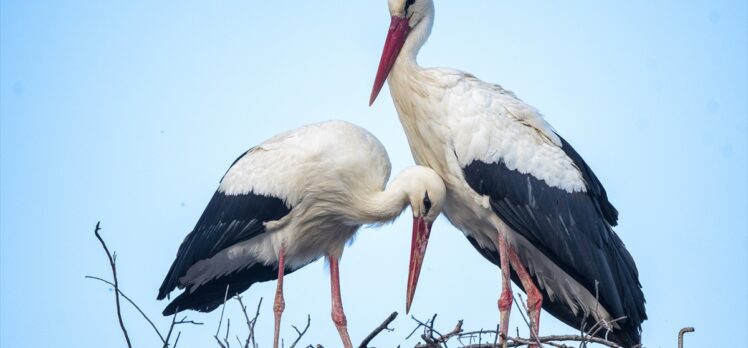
369;16;411;106
406;216;432;314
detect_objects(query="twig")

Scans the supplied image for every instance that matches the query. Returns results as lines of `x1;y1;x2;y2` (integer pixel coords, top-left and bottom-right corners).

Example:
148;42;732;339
678;327;694;348
86;276;166;342
87;229;201;348
289;314;311;348
249;298;262;348
236;296;263;348
176;316;204;326
173;332;182;348
225;318;232;347
513;293;542;347
359;311;398;348
457;334;620;348
215;285;231;348
413;317;621;348
165;311;179;347
93;222;132;348
439;320;464;345
588;316;626;341
406;316;424;340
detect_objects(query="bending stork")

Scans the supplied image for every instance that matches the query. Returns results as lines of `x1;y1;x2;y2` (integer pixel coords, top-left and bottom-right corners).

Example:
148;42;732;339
369;1;646;347
157;120;446;348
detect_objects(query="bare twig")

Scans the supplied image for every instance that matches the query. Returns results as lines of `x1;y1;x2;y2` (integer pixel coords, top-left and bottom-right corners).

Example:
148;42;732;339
173;332;182;348
165;311;179;347
215;285;231;348
413;317;622;348
86;276;166;342
248;298;262;348
587;316;627;341
438;320;464;345
678;327;694;348
225;318;232;347
236;296;263;348
289;314;311;348
87;224;201;348
359;311;398;348
513;293;542;347
455;334;619;348
93;222;132;348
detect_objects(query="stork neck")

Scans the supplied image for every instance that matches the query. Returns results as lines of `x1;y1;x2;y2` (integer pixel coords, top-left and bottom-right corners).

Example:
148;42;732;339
394;9;434;73
350;180;410;226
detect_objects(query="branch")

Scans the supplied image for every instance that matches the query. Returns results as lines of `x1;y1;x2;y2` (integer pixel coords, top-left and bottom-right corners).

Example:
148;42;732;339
412;316;623;348
164;312;179;348
359;311;398;348
93;222;132;348
236;296;263;348
87;223;202;348
215;285;231;348
289;314;311;348
452;334;620;348
86;276;166;342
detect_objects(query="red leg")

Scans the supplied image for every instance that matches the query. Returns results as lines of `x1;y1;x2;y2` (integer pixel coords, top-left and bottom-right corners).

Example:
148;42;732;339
272;247;286;348
497;232;512;347
329;256;353;348
508;247;542;347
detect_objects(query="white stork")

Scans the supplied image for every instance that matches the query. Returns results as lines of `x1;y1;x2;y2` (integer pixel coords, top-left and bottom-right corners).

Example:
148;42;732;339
369;1;646;347
157;120;446;348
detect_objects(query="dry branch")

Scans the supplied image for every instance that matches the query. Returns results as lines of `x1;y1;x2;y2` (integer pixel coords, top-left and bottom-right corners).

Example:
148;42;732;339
87;222;201;348
92;221;132;348
359;311;398;348
87;222;694;348
289;314;312;348
236;296;263;348
410;314;623;348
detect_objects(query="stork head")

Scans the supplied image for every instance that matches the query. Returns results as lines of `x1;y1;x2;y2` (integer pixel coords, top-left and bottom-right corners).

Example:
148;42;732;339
394;165;445;313
370;0;435;105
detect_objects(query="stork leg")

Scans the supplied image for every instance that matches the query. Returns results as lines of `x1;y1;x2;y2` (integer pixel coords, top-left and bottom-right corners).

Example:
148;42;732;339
328;255;354;348
497;232;513;347
272;247;286;348
508;247;542;347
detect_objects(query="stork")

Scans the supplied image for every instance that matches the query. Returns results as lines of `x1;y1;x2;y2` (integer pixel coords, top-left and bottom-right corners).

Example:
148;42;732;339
157;120;446;348
369;1;646;347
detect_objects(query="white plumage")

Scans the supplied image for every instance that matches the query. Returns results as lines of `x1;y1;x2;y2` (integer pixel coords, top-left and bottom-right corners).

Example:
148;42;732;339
159;120;446;348
370;1;646;346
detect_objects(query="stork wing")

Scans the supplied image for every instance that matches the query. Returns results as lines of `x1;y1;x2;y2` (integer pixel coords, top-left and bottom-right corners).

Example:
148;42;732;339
462;152;643;324
445;74;644;336
157;149;291;301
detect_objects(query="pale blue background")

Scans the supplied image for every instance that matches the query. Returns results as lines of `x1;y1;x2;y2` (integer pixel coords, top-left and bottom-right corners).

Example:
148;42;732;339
1;1;746;347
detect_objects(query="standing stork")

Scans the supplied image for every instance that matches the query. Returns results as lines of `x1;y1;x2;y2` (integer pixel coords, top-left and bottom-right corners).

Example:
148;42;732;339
157;120;446;348
369;1;646;347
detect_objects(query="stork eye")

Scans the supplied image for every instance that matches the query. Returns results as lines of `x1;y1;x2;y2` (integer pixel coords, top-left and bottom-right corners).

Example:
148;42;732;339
423;192;432;213
405;0;416;12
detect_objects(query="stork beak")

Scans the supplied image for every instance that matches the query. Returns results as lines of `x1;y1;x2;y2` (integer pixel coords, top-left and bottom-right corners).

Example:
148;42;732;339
406;216;432;314
369;16;411;106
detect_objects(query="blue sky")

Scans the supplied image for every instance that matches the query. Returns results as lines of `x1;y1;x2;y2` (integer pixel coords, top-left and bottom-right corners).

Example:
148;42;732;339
1;1;746;347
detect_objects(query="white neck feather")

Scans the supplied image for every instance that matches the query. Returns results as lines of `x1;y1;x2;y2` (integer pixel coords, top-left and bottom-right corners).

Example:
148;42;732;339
348;178;411;226
394;6;434;74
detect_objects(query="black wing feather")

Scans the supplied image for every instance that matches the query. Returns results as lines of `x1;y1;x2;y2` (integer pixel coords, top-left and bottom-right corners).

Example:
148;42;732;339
558;136;618;226
157;190;291;301
462;138;645;346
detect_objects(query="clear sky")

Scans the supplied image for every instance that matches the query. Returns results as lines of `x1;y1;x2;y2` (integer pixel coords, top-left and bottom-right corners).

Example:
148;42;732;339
1;1;746;347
